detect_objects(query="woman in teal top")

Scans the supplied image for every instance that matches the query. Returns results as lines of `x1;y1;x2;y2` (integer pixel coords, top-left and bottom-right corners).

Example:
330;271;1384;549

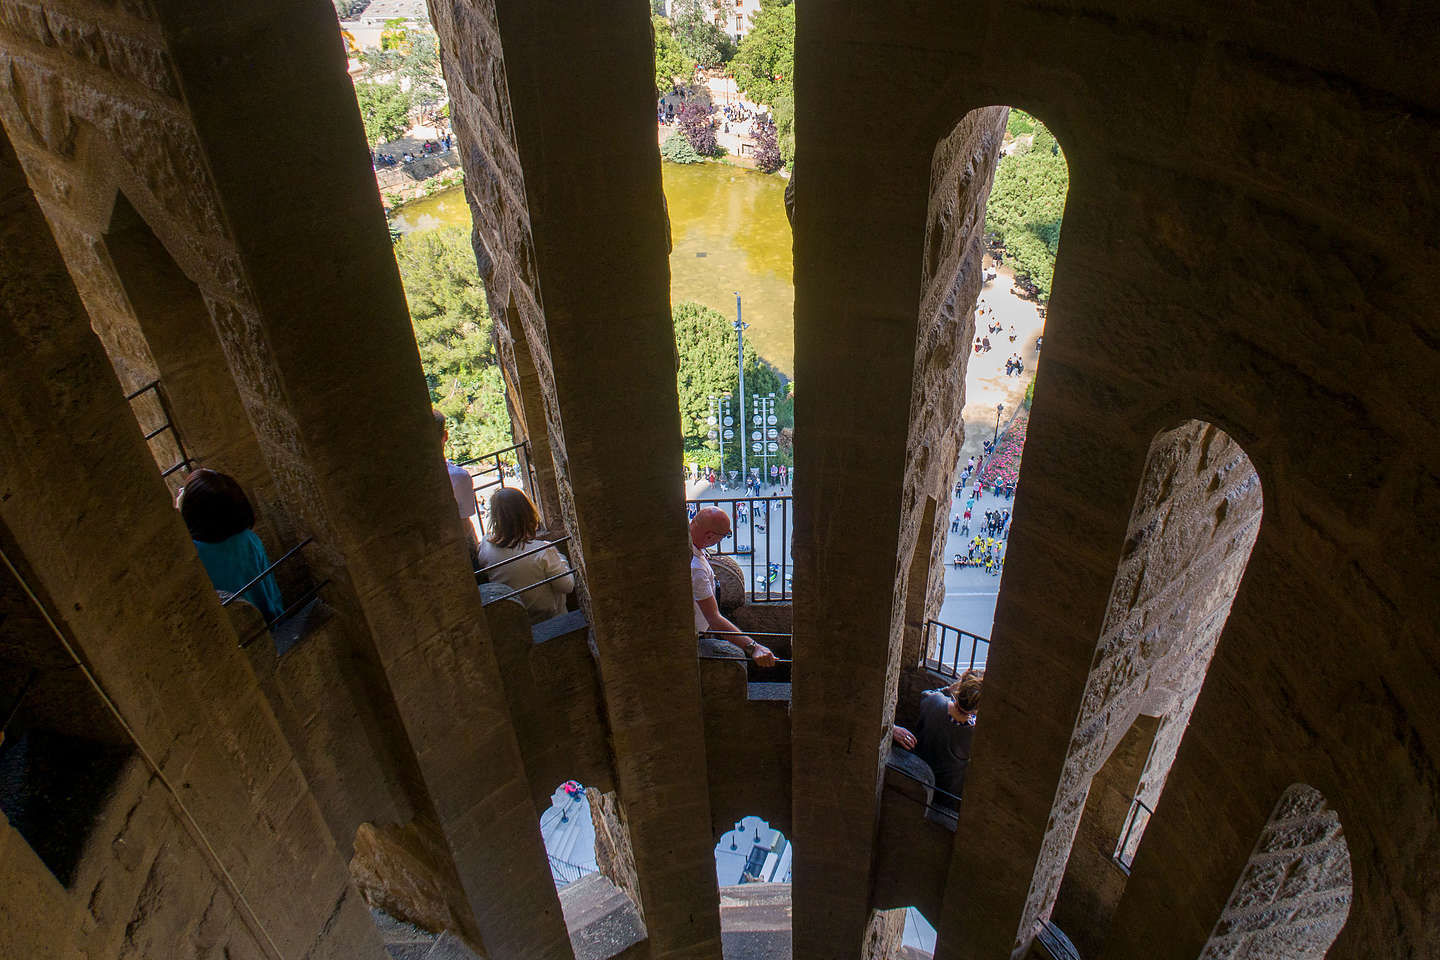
179;469;283;622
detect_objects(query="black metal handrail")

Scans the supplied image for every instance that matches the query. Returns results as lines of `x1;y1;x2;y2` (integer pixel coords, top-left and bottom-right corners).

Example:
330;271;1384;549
0;669;37;741
883;759;965;808
219;536;331;649
478;537;577;608
921;618;990;679
475;536;571;577
685;495;791;601
1112;795;1155;875
124;380;194;478
459;439;542;537
698;630;794;663
548;854;595;887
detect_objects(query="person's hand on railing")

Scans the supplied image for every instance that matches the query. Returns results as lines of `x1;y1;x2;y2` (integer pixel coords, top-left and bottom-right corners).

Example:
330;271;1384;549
891;725;917;750
748;640;777;668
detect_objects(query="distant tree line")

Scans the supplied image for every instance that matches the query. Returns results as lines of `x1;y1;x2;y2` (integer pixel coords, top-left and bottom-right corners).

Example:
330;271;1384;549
984;109;1069;301
673;301;792;473
394;227;512;462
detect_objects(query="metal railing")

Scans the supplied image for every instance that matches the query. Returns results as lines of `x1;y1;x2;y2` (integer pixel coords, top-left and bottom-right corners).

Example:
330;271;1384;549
548;854;596;888
477;535;578;607
685;495;791;601
459;439;541;537
920;619;990;679
697;630;794;663
0;669;37;744
222;536;331;648
1112;795;1154;875
883;760;964;811
124;380;195;479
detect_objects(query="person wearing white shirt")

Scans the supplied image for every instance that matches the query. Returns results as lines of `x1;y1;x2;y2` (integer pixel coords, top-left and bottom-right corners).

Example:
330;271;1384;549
477;487;574;620
690;507;775;666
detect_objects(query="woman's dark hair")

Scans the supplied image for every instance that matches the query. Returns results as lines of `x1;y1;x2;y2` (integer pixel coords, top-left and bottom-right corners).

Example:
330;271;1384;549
487;487;540;549
180;468;256;543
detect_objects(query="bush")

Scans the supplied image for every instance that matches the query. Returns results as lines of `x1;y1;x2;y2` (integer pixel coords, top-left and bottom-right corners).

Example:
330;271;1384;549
753;120;782;173
679;101;718;157
661;130;704;164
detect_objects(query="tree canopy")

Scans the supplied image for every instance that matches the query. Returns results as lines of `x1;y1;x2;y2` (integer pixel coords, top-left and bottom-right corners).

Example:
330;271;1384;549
355;80;412;147
673;301;790;473
984;110;1069;301
652;15;696;94
394;227;512;461
731;3;795;166
669;0;736;67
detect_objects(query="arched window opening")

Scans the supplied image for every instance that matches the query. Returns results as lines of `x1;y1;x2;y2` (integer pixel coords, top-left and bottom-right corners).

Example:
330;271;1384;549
1201;784;1352;959
541;780;601;888
650;9;797;609
892;109;1068;849
1019;420;1264;951
716;815;791;885
918;106;1068;671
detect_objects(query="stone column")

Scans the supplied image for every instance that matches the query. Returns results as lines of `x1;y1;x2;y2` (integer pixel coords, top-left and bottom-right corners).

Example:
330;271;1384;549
493;292;565;529
134;2;572;956
0;123;385;960
789;13;945;958
436;2;724;956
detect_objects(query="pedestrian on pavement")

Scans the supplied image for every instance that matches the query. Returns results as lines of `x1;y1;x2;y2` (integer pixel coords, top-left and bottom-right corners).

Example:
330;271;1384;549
951;514;961;533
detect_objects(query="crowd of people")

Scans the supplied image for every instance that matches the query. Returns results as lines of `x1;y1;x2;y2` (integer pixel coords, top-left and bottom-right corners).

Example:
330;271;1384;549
372;134;453;169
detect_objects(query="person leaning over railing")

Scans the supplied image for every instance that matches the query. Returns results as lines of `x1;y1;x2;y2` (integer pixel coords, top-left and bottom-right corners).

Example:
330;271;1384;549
477;487;574;620
178;468;283;622
891;669;983;809
689;506;776;667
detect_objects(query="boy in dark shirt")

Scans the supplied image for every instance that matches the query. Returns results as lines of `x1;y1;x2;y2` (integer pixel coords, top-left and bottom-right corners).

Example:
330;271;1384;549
891;670;982;808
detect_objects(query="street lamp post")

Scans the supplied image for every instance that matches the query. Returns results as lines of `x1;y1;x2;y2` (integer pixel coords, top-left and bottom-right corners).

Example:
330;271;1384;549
708;394;735;481
751;393;778;486
994;402;1005;444
734;291;750;483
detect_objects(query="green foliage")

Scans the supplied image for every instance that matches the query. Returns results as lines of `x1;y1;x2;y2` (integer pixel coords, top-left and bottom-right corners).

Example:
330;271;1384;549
985;112;1069;301
661;129;704;164
731;4;795;166
1023;377;1036;408
652;15;696;94
401;30;445;105
673;301;791;473
393;227;512;461
731;4;793;111
357;28;445;107
355;80;412;147
670;0;736;67
1005;109;1036;138
332;0;369;19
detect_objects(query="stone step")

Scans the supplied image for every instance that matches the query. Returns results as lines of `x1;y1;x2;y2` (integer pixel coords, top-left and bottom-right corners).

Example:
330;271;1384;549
371;908;484;960
719;883;792;959
559;872;647;960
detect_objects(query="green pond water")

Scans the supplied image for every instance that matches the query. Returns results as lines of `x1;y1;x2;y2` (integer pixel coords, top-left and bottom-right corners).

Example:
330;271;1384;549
390;163;796;375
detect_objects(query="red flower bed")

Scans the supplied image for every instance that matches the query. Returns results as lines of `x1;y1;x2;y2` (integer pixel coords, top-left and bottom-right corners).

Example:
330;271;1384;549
978;410;1028;489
